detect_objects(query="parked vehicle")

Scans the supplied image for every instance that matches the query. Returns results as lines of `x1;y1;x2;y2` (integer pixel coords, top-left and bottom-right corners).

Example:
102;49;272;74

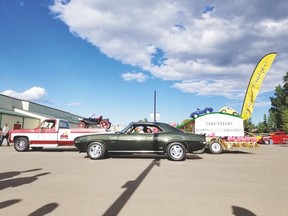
74;121;207;161
259;131;288;144
187;113;259;154
255;133;269;144
78;115;111;129
9;118;107;152
190;107;213;118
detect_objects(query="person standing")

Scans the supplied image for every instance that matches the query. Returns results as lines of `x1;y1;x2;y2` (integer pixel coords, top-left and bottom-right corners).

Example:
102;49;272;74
1;123;10;146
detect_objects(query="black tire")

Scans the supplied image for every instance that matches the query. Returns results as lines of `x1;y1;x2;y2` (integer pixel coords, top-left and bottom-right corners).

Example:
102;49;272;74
220;109;226;113
166;142;186;161
208;141;223;154
14;137;30;152
193;114;198;118
87;142;106;160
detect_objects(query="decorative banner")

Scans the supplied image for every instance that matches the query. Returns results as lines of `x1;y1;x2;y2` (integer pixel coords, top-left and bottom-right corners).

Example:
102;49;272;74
241;52;277;120
193;113;244;137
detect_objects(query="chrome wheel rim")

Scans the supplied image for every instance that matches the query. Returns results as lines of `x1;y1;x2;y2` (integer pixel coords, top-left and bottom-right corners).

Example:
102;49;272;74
17;140;27;150
170;144;184;159
211;143;221;152
89;144;102;158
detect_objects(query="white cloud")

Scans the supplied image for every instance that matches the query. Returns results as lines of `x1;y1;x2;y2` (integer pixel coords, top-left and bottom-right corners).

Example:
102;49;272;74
1;86;47;101
122;72;148;82
50;0;288;98
67;102;82;106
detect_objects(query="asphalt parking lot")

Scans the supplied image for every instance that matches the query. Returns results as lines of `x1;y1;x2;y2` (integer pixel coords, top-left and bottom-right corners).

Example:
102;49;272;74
1;144;287;216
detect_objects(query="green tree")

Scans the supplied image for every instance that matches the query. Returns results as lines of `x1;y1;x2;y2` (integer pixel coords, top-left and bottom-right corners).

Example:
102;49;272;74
267;110;277;131
257;122;266;133
280;109;288;132
244;118;256;132
270;72;288;132
180;119;193;132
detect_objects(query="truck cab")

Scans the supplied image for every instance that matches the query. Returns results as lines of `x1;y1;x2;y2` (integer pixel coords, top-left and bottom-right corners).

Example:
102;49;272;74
9;118;107;152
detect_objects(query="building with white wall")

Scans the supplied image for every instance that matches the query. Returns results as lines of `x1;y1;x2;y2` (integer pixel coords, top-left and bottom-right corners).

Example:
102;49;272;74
0;94;83;130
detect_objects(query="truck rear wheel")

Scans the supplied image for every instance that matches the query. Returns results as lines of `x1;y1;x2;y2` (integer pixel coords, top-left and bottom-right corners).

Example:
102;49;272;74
14;137;30;152
208;140;223;154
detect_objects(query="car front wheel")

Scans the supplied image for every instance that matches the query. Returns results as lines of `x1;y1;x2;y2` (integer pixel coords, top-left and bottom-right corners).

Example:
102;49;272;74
167;143;186;161
14;137;30;152
87;142;106;159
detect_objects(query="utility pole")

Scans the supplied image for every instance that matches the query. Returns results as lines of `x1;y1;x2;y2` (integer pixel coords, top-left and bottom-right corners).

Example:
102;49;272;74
154;90;156;122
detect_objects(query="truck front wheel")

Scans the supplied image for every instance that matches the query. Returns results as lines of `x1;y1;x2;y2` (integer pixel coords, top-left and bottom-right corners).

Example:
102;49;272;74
14;137;30;152
208;141;223;154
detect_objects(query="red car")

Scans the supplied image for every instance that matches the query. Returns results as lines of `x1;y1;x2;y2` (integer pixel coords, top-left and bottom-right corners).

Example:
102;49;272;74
261;131;288;144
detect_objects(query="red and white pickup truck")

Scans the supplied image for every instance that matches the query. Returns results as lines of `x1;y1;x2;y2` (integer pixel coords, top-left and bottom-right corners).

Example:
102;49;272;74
9;118;107;152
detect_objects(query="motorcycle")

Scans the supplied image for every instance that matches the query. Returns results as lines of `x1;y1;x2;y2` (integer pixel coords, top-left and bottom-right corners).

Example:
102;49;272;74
78;115;111;129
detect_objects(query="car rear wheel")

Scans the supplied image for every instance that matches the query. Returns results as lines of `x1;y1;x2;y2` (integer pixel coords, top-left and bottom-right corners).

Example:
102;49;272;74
87;142;106;159
208;140;223;154
14;137;30;152
167;142;186;161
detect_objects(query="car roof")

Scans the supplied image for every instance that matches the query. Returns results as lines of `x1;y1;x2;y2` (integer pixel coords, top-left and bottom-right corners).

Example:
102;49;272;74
127;122;183;133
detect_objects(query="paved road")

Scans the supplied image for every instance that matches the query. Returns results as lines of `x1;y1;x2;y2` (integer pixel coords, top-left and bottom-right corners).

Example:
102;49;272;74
0;145;287;216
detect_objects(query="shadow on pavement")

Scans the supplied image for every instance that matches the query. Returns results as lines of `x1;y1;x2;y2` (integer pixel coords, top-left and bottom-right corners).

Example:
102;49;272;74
0;168;42;181
0;199;21;209
28;203;59;216
0;172;50;191
222;150;254;154
102;158;160;216
84;153;202;160
29;147;78;152
232;205;256;216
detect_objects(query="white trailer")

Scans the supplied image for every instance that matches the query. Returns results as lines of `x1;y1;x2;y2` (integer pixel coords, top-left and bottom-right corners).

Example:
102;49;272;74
191;113;258;154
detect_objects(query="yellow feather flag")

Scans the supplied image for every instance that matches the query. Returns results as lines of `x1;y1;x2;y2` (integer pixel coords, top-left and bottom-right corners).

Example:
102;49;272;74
241;52;277;120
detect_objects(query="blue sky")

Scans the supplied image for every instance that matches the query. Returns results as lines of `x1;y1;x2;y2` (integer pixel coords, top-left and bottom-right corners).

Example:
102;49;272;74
1;0;288;125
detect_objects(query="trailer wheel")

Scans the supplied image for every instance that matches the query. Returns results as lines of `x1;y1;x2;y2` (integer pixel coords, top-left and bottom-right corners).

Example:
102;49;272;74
208;140;223;154
14;137;30;152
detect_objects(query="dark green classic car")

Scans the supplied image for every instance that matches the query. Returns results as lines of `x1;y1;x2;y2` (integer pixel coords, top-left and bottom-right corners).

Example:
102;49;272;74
74;122;206;161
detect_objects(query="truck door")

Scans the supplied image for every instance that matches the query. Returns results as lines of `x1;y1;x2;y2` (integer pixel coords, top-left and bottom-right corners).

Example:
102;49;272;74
36;120;58;145
57;120;72;145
